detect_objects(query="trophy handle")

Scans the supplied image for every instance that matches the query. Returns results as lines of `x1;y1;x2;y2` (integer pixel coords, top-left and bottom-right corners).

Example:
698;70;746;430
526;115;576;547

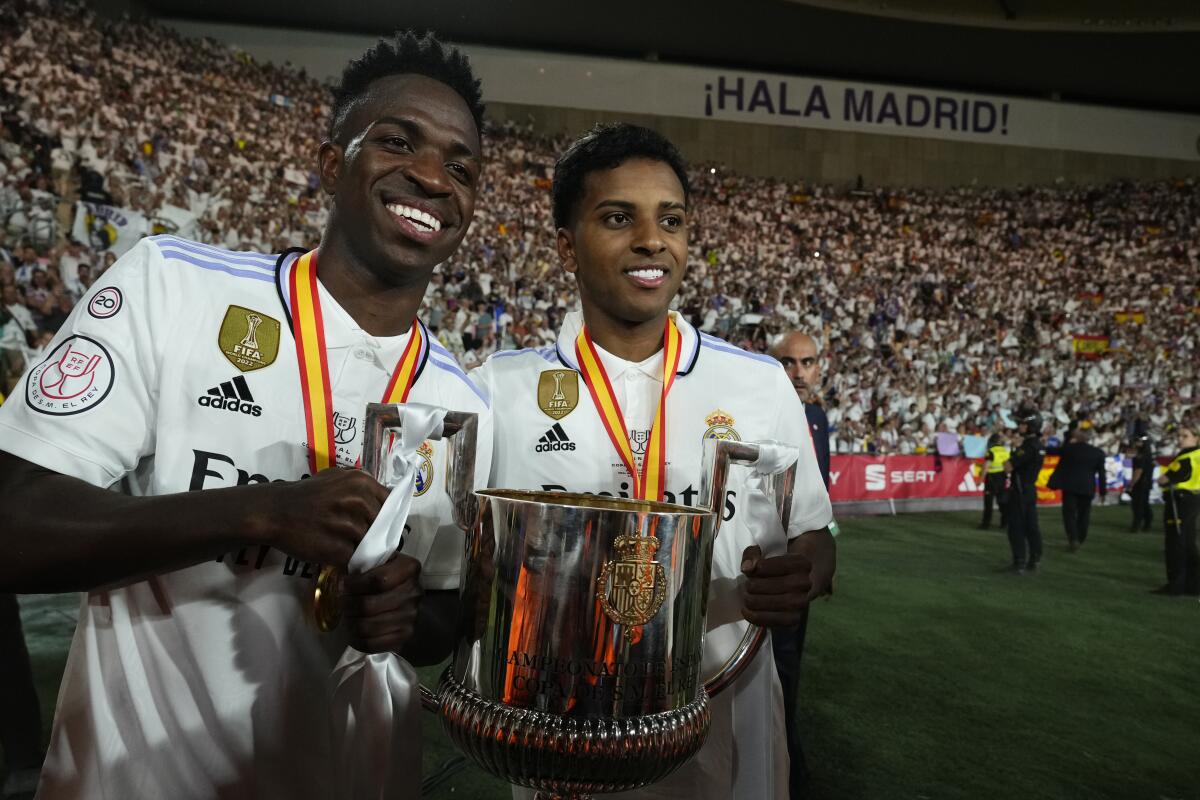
362;404;479;516
698;438;797;698
314;404;479;633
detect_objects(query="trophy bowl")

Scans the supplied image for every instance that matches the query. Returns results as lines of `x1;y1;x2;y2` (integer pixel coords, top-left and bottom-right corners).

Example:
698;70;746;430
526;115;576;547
420;440;795;800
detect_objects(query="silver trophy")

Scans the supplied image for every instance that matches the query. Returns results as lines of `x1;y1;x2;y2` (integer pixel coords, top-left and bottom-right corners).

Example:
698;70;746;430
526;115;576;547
313;403;479;631
414;438;797;800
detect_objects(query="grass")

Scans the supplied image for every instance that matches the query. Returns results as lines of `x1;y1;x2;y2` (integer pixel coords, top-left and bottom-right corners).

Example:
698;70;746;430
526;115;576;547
798;507;1198;800
9;506;1199;799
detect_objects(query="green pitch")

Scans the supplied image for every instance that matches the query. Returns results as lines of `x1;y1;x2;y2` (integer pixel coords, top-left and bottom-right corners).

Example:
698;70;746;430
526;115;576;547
11;506;1199;799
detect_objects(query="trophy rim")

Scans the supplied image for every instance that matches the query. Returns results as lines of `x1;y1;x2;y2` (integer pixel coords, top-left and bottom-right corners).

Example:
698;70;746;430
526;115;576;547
476;488;708;517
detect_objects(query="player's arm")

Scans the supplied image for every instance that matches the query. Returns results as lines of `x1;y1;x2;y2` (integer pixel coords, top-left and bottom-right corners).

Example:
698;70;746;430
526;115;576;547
1158;458;1190;487
0;241;326;592
0;451;385;593
740;368;836;626
0;241;386;602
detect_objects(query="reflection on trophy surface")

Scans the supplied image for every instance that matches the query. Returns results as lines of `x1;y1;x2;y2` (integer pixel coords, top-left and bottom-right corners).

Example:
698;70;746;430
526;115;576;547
416;438;795;800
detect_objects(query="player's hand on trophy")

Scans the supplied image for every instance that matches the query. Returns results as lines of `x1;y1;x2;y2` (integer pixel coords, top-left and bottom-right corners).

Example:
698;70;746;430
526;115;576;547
740;545;811;626
341;553;424;654
740;530;836;625
790;528;837;600
258;468;390;567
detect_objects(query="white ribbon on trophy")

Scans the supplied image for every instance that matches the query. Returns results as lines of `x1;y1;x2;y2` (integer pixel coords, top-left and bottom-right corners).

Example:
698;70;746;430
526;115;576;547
329;403;447;800
744;440;799;556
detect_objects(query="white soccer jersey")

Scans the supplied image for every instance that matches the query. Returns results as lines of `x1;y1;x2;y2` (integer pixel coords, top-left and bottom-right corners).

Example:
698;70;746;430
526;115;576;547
475;310;832;800
0;235;491;800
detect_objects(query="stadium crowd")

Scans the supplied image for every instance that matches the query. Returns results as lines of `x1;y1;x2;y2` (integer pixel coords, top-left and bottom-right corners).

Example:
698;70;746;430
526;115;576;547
0;0;1196;456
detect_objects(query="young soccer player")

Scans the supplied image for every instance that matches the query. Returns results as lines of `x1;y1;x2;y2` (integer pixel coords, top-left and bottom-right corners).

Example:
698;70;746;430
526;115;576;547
476;123;835;799
0;32;490;799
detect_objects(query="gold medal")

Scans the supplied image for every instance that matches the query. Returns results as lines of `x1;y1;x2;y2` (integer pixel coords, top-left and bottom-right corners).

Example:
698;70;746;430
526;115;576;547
313;565;344;632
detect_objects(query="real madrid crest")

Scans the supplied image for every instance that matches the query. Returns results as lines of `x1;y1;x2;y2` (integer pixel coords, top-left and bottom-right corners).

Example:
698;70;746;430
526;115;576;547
703;409;741;442
596;536;667;643
537;369;579;420
218;305;280;372
413;440;435;497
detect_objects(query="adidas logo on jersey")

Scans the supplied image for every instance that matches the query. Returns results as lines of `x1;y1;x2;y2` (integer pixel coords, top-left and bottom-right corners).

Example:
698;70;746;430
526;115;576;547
197;375;262;417
535;422;575;452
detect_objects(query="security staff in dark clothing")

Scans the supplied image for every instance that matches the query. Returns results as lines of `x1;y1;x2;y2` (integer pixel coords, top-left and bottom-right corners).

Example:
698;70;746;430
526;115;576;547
806;403;830;491
980;433;1010;529
1049;426;1107;551
770;330;830;798
1127;436;1155;532
1155;424;1199;596
1005;409;1044;573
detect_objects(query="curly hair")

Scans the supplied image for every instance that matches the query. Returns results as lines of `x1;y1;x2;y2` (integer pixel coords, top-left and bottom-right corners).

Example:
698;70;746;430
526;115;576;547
329;30;484;141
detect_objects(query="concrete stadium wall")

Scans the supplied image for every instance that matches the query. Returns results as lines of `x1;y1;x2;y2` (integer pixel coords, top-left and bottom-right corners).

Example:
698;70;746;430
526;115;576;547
486;101;1200;188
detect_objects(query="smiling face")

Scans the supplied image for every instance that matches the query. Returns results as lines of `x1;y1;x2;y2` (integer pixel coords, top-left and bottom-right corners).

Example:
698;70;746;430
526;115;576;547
320;73;481;284
557;158;688;328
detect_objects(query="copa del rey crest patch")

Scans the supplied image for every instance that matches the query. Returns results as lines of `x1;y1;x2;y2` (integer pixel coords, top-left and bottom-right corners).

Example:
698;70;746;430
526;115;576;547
218;305;280;372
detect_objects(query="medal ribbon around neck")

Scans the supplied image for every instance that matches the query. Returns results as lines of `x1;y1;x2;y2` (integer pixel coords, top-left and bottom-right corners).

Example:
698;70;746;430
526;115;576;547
290;250;424;474
574;317;682;501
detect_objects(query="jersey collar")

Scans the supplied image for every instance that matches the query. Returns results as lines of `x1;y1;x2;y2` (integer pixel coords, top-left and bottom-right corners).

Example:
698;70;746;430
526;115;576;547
276;248;365;347
273;248;431;384
554;309;700;376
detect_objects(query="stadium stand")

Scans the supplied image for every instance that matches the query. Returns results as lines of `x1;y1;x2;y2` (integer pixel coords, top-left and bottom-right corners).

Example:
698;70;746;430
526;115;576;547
0;1;1195;455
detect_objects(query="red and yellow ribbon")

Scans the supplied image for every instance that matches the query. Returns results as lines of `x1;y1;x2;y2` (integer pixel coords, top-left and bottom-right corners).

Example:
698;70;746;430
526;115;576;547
574;318;682;501
290;250;424;474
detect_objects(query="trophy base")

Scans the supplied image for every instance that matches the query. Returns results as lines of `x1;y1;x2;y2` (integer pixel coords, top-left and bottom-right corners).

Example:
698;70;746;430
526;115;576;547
437;668;711;796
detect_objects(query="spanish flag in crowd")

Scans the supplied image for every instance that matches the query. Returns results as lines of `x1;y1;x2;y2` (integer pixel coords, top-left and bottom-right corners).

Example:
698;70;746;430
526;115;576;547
1072;335;1109;359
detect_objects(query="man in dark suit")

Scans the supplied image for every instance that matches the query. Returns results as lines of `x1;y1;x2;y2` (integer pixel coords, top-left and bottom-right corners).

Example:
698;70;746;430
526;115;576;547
770;330;830;798
1049;426;1107;551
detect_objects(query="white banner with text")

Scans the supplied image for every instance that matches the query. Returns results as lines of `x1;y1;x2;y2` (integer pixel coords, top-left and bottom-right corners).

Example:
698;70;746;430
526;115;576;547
171;20;1200;162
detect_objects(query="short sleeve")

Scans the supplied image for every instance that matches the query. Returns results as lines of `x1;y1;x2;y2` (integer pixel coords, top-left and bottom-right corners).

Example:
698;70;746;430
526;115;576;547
467;358;499;486
770;370;834;537
0;239;169;487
